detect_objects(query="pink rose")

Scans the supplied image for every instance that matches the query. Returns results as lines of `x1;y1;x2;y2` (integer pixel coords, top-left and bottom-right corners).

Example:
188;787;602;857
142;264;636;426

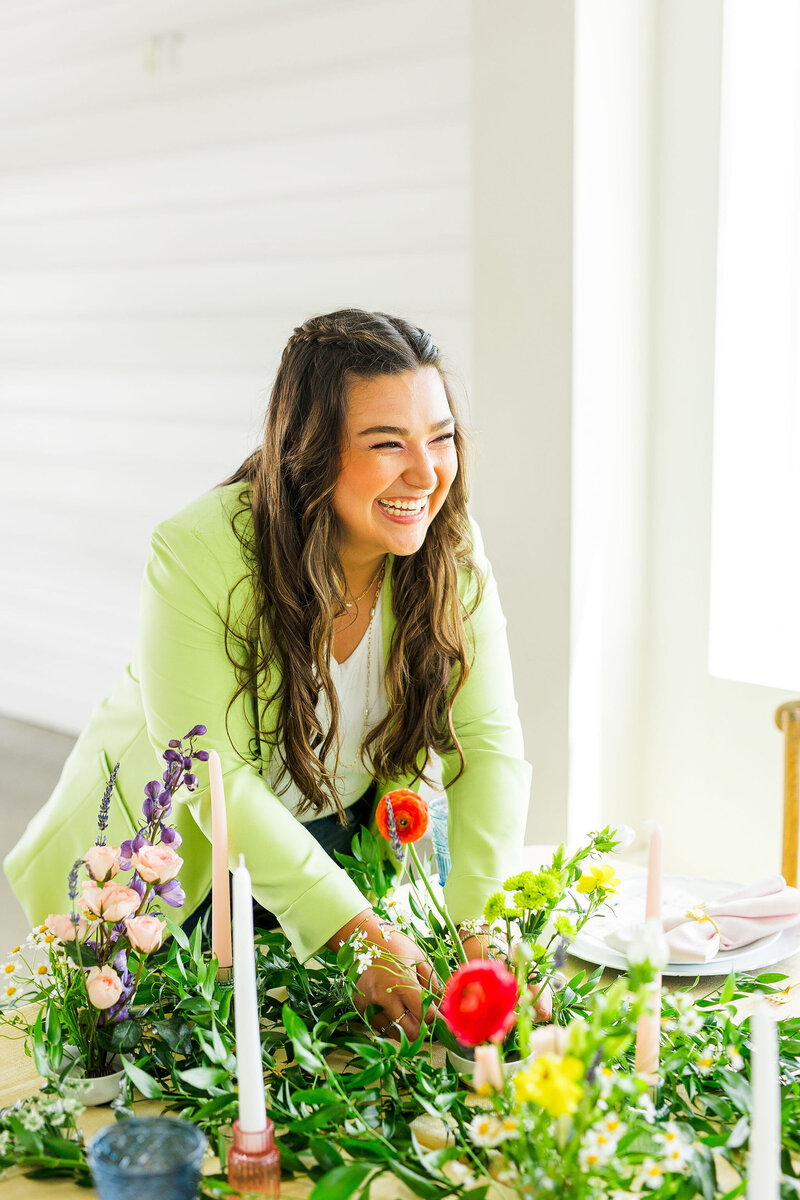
81;881;140;922
85;965;123;1010
125;914;166;955
99;885;141;922
44;913;87;942
83;844;121;882
132;844;183;884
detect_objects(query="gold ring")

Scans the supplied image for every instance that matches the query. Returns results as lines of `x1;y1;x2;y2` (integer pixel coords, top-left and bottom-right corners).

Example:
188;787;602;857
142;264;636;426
685;905;722;938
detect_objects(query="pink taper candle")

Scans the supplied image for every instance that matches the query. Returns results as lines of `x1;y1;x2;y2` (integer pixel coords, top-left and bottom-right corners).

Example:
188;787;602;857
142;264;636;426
209;749;233;975
635;822;663;1079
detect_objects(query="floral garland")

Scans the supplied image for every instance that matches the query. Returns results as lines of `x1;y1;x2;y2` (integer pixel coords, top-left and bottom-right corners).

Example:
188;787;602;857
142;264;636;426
3;766;800;1198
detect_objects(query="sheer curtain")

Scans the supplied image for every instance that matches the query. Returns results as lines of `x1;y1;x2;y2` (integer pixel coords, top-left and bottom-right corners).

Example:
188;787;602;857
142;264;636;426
710;0;800;690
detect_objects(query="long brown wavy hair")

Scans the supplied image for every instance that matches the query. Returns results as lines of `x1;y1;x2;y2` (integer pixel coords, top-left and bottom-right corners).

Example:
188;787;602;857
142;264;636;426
221;308;484;819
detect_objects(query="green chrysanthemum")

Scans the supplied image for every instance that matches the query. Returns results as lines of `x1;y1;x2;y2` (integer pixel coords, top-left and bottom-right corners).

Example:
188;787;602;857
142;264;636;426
483;891;509;923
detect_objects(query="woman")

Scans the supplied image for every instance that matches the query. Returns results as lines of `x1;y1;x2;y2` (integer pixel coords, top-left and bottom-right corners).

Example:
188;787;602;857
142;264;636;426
5;309;531;1038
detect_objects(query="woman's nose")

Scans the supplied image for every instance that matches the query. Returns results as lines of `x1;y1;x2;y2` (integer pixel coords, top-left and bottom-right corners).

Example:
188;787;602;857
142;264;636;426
403;447;437;490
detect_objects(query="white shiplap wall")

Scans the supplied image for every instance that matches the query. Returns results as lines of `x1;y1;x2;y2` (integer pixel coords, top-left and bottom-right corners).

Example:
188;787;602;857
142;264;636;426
0;0;471;733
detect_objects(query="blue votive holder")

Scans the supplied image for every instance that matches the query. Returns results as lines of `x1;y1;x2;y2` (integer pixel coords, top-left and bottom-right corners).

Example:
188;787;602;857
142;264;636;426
87;1116;207;1200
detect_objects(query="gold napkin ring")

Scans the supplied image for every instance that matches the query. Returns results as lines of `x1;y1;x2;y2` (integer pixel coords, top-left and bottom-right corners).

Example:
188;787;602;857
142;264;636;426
685;905;722;937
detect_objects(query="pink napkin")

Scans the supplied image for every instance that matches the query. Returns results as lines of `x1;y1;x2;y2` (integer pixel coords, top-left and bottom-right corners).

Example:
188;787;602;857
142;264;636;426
605;876;800;963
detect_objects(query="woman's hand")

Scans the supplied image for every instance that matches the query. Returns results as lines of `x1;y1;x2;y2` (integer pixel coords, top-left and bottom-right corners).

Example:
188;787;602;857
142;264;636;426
328;909;437;1041
459;924;553;1023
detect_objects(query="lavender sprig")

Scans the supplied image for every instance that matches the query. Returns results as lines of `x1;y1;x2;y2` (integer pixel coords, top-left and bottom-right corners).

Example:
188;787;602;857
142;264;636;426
95;763;119;846
67;859;81;927
384;797;404;862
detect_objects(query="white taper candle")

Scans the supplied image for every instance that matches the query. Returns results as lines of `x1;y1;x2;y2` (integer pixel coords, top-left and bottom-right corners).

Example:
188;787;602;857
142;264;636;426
233;854;267;1133
747;994;781;1199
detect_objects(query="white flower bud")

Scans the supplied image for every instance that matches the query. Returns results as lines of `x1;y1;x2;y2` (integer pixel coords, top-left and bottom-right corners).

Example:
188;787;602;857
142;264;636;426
626;918;669;970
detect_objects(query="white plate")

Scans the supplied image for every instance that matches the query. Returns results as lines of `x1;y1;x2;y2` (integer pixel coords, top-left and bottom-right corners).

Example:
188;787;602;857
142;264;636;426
570;874;800;977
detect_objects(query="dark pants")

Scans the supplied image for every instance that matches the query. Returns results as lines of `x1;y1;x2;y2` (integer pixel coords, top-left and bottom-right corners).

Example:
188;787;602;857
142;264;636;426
183;783;375;938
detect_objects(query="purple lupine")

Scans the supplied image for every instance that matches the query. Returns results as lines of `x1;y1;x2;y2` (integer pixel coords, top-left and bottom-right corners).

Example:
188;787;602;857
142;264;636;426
128;873;146;900
160;825;182;847
155;879;185;908
119;830;148;869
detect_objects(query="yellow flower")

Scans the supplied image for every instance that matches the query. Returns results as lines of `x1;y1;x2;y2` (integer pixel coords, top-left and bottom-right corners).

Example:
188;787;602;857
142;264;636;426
576;863;620;895
513;1053;584;1116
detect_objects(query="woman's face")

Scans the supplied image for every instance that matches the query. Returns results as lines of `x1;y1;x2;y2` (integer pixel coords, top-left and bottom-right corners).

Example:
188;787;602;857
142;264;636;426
332;367;458;568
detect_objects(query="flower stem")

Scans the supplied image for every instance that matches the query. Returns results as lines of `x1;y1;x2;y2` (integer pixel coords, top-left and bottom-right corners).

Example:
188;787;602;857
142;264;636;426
407;842;467;965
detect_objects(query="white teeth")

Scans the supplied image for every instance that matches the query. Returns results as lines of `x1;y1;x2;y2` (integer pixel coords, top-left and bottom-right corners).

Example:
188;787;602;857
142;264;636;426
378;498;427;514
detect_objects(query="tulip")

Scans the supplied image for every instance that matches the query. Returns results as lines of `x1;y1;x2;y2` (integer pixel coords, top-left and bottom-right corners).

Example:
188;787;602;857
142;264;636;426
528;1023;570;1057
83;844;121;883
132;843;183;884
85;965;123;1010
473;1044;504;1092
125;914;166;955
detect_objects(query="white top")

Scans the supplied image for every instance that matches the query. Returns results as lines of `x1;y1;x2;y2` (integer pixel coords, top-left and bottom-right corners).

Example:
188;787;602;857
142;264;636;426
270;588;388;822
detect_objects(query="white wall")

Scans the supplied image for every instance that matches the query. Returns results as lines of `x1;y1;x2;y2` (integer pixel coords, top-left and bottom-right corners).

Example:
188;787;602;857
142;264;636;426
0;0;471;733
643;0;795;880
570;0;655;846
471;0;575;846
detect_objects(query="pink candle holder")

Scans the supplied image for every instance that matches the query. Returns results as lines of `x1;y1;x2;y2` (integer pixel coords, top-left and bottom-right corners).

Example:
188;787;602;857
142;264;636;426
227;1119;280;1197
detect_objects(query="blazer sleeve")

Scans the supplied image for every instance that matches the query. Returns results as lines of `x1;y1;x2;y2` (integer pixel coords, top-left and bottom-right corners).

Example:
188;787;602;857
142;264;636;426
136;509;369;962
440;520;532;924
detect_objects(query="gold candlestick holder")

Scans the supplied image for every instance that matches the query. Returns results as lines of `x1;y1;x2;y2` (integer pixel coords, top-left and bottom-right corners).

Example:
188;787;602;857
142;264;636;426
775;700;800;887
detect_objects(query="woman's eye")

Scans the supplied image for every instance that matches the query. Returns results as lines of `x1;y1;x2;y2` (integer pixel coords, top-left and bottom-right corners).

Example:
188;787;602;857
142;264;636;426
371;440;403;450
433;432;455;444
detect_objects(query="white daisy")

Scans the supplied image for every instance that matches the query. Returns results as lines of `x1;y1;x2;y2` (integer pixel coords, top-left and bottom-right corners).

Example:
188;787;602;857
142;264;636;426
595;1112;626;1142
467;1114;519;1147
653;1120;685;1149
726;1044;745;1071
0;1130;11;1155
695;1047;719;1075
597;1066;617;1097
0;962;17;978
677;1008;704;1036
639;1158;666;1189
662;1141;693;1172
3;983;19;1001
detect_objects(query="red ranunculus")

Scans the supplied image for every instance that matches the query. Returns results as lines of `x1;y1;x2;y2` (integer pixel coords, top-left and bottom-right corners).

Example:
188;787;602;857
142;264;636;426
440;959;519;1046
376;789;429;844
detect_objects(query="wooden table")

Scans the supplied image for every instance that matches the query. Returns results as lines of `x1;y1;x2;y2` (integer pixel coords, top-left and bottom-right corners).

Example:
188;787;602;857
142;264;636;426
3;848;799;1197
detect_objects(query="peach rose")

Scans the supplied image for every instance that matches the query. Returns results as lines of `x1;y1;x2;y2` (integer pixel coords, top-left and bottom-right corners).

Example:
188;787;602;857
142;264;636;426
85;965;123;1010
81;881;140;922
132;844;183;884
125;914;166;955
83;844;120;882
44;913;87;942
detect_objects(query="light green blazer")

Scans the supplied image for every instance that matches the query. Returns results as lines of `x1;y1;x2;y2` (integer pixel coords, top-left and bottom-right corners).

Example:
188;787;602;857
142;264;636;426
5;485;531;961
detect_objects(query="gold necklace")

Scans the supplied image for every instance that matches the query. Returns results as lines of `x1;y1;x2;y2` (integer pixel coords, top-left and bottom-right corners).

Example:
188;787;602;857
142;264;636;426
335;564;385;772
342;559;386;610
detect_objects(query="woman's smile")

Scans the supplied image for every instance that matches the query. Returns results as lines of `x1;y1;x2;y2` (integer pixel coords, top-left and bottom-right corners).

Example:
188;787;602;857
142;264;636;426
332;366;458;573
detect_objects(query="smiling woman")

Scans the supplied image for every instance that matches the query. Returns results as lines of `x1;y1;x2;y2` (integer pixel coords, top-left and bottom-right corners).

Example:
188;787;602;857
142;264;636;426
5;308;531;1040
